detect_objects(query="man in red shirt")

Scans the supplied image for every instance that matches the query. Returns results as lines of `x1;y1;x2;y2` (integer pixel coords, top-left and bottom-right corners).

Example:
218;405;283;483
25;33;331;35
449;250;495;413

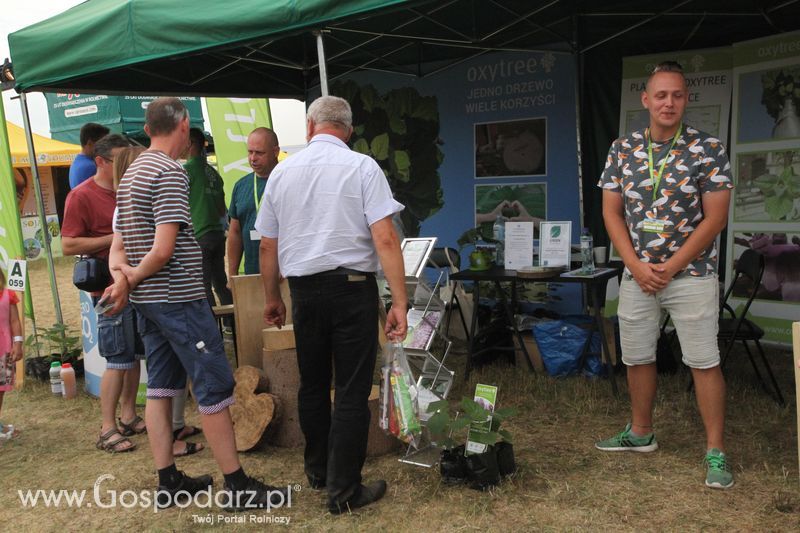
62;133;144;453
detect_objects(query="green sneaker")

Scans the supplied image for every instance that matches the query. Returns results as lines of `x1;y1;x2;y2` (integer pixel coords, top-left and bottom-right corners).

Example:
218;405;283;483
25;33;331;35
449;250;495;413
595;423;658;452
704;448;734;489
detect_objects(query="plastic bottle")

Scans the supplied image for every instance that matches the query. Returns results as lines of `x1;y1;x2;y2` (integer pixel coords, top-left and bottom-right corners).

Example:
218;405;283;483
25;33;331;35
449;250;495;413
580;228;595;274
49;361;63;396
60;363;77;399
493;215;506;267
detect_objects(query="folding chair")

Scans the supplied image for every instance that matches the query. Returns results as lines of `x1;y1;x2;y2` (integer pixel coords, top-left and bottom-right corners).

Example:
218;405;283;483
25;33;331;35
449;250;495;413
718;249;784;406
426;247;471;340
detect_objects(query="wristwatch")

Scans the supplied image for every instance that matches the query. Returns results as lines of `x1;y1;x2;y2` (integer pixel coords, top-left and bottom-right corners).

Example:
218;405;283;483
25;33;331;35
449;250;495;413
12;336;24;343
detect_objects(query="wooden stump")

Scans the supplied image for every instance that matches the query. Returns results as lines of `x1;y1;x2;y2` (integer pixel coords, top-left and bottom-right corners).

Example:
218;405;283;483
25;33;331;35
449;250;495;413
262;348;305;448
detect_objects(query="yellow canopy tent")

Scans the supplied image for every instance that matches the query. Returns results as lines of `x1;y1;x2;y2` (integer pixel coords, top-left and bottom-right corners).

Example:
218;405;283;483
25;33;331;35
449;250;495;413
6;121;80;167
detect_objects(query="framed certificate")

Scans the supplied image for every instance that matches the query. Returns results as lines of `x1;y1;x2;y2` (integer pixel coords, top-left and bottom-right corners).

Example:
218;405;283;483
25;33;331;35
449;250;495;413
539;221;571;267
401;237;437;279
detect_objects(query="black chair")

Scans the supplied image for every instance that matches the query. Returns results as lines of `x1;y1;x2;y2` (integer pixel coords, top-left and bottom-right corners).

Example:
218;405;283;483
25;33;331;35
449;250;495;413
718;249;784;406
427;247;469;340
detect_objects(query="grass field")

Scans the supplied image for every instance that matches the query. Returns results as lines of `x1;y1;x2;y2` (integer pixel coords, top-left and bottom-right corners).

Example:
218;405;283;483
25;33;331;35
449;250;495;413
0;257;798;531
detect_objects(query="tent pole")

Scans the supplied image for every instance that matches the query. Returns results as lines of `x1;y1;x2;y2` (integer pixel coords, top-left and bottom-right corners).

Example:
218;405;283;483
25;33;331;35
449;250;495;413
314;31;329;96
18;92;64;328
572;10;585;229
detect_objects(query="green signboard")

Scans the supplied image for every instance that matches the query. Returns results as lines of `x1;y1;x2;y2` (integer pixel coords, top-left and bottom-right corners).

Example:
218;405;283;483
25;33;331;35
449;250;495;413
45;93;204;144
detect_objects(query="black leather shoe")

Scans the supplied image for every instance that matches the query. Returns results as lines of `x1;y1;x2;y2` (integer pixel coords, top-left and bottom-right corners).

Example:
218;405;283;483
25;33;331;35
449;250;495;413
328;480;387;514
222;476;288;512
155;471;213;509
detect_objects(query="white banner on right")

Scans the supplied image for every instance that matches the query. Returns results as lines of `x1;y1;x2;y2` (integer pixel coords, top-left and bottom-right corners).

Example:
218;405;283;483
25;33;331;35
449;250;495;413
728;31;800;344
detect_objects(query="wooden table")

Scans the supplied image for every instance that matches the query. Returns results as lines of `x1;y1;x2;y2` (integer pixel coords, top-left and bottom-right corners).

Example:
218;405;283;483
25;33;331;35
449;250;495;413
451;265;621;395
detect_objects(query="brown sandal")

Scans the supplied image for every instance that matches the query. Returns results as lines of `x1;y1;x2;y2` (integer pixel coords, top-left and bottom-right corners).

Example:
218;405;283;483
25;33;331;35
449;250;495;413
118;415;147;436
96;428;136;453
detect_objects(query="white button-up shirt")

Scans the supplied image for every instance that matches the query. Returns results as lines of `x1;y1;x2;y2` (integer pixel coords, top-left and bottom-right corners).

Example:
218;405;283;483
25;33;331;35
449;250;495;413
254;133;404;277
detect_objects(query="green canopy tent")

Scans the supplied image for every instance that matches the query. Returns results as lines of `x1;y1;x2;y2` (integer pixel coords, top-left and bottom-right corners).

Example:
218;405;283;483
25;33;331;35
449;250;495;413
6;0;800;320
9;0;800;216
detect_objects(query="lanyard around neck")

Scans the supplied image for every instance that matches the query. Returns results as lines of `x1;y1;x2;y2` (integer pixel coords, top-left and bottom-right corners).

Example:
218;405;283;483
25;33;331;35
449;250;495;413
647;124;682;202
253;173;264;212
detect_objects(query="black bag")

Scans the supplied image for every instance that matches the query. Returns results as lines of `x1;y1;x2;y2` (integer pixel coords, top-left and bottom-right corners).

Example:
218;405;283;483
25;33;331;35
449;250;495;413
72;256;111;292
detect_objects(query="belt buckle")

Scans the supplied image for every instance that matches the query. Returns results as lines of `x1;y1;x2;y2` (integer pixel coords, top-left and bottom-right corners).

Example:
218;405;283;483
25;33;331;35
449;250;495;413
347;274;366;282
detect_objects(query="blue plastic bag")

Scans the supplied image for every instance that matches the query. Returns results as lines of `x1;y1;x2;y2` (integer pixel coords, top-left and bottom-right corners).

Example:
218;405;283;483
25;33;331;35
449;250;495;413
532;318;604;377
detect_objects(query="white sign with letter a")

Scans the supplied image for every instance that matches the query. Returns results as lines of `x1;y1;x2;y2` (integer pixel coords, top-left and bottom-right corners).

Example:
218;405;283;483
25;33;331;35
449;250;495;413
7;259;26;291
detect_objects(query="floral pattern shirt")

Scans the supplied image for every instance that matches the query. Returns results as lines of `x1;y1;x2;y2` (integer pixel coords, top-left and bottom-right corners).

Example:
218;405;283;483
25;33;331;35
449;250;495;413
598;124;734;277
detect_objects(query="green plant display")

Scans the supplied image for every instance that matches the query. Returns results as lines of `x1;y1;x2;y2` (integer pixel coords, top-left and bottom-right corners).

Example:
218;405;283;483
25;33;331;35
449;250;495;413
427;397;517;450
331;80;445;237
753;151;800;221
25;323;82;364
761;67;800;120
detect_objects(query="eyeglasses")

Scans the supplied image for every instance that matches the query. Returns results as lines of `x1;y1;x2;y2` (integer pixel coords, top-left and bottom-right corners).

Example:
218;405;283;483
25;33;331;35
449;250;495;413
651;61;684;74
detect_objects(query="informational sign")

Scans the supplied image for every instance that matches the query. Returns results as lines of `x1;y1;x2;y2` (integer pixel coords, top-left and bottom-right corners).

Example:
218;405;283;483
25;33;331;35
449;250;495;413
504;221;534;270
329;49;583;314
728;31;800;344
6;259;26;291
465;383;498;456
20;215;62;261
539;221;571;267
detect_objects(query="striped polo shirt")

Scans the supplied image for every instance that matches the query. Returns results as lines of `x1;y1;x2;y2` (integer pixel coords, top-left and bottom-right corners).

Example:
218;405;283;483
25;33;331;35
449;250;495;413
116;150;205;303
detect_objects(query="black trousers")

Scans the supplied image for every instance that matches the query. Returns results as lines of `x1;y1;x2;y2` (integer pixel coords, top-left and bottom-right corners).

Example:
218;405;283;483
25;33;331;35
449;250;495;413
288;273;378;505
197;230;233;323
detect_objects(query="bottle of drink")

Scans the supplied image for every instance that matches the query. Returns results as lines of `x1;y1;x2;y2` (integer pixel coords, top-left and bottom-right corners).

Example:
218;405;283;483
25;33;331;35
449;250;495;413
49;361;63;396
580;228;595;274
493;214;506;267
60;363;77;399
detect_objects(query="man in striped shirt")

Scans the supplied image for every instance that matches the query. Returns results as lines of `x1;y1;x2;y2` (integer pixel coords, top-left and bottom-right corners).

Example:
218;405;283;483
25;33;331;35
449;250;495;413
108;97;284;510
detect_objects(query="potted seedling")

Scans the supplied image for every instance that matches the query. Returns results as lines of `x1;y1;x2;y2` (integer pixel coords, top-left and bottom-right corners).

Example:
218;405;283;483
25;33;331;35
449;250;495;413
459;397;517;489
427;397;517;489
427;399;472;485
25;323;83;381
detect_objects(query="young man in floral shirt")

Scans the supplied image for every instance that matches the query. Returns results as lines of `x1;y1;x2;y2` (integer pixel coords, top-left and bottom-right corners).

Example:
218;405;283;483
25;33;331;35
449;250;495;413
595;61;735;489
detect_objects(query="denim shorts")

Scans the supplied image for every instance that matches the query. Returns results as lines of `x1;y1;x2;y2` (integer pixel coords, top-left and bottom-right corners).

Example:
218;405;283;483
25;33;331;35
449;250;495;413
618;274;720;369
94;298;144;370
133;299;235;414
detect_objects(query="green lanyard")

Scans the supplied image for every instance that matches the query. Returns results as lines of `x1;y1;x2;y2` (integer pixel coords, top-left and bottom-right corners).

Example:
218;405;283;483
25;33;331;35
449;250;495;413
647;124;682;202
253;173;264;212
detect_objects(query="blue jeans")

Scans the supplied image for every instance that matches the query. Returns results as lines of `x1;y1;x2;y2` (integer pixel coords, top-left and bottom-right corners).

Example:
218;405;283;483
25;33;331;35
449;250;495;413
95;299;142;370
133;299;235;414
288;272;379;506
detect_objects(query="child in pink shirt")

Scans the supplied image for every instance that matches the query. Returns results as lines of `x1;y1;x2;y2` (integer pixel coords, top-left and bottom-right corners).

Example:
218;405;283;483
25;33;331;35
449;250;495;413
0;266;23;439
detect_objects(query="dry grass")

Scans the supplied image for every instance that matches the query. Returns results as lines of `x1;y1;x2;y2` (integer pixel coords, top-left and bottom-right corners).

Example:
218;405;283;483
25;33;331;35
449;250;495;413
0;258;798;531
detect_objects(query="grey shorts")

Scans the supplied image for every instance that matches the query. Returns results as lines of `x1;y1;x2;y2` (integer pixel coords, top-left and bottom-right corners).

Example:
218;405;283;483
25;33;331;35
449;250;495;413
618;274;720;369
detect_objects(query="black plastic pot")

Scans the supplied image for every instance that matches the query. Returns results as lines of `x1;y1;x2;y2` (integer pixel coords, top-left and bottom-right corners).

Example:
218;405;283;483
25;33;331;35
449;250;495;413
495;441;516;477
465;446;500;491
440;445;468;485
25;356;51;381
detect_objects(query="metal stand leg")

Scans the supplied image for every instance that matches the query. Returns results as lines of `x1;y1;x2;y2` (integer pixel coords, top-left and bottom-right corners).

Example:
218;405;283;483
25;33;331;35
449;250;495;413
495;280;534;372
590;284;618;396
465;281;480;380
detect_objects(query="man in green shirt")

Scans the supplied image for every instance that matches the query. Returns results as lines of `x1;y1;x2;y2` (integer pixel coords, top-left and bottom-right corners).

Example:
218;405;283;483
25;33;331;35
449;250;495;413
185;128;232;312
227;127;280;277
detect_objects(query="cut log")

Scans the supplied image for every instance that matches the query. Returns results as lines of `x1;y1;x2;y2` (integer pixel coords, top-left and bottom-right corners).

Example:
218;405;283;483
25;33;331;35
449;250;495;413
234;365;270;393
231;392;280;452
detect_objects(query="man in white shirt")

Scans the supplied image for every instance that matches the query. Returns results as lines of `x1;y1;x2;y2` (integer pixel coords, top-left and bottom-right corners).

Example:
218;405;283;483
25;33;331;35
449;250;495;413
256;95;407;514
